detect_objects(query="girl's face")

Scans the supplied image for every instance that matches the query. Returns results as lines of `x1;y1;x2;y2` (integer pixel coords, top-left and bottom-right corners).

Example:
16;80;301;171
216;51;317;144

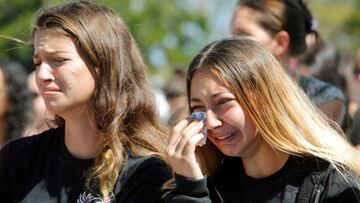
33;30;96;118
190;68;264;158
231;6;278;55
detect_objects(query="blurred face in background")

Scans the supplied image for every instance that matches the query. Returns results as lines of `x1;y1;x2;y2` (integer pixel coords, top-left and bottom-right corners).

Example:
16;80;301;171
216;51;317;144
231;6;278;54
26;71;50;133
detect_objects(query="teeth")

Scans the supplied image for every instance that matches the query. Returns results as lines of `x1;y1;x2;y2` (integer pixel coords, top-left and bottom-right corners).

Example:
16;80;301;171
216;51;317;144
217;133;232;140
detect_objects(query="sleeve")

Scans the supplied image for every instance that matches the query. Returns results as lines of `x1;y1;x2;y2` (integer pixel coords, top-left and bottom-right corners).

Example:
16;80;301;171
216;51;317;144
0;143;15;202
116;156;173;203
164;174;211;203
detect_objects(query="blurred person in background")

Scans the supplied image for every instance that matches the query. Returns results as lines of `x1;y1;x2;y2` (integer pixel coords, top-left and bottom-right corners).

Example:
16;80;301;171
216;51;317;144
0;59;32;147
348;109;360;150
163;66;187;126
163;67;187;115
230;0;346;126
23;70;52;136
297;39;351;131
349;48;360;117
347;48;360;151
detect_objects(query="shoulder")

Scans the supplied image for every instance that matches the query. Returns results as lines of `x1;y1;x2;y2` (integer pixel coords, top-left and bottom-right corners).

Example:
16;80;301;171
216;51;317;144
0;128;61;156
299;76;345;104
0;128;62;170
296;157;360;202
324;168;360;202
120;154;171;181
115;154;172;199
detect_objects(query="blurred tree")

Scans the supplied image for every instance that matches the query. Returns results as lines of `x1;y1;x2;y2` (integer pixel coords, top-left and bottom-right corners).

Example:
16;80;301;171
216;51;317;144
343;0;360;53
104;0;210;79
0;0;41;71
0;0;210;79
308;0;360;54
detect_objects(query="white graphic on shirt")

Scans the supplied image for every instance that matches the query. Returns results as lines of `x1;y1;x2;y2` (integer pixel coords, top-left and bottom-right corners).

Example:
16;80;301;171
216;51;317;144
77;191;115;203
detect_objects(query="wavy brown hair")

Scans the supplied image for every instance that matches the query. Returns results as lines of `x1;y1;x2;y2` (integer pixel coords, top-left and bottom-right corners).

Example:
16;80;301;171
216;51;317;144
32;0;168;198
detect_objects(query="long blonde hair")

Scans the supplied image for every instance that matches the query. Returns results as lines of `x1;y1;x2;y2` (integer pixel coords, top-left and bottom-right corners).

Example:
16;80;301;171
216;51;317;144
32;0;168;198
187;37;360;177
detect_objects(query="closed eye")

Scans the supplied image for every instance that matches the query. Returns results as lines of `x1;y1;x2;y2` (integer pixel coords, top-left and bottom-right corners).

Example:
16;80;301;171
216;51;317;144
190;105;205;112
232;30;247;37
218;98;234;105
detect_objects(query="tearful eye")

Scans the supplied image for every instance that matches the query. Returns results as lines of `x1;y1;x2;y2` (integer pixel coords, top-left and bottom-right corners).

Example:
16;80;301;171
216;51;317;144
190;105;205;112
233;31;247;37
218;98;233;105
53;58;67;63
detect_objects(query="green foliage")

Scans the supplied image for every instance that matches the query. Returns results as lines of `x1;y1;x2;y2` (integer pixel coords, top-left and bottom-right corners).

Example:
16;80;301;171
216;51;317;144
308;0;360;54
0;0;210;77
343;0;360;52
0;0;41;71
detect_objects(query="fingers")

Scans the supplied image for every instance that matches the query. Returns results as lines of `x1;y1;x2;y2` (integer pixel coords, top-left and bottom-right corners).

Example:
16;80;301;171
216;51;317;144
165;119;206;179
174;121;204;154
182;133;206;156
166;118;206;160
167;119;189;147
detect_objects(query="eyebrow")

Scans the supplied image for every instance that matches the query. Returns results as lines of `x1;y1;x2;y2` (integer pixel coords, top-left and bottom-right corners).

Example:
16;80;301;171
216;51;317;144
33;50;68;60
190;92;225;102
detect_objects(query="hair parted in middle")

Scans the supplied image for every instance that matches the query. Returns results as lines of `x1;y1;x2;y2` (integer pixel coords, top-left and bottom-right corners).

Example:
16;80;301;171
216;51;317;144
32;0;168;198
186;37;360;178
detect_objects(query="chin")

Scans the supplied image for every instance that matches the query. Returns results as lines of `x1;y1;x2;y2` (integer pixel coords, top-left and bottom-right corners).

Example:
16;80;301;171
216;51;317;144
219;147;241;157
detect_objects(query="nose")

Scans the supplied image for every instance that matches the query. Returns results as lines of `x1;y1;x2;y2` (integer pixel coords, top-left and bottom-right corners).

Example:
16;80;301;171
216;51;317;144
205;109;222;130
36;62;55;84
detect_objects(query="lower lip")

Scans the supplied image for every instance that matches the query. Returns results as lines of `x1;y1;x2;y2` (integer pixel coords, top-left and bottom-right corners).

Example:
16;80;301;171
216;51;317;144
42;90;61;96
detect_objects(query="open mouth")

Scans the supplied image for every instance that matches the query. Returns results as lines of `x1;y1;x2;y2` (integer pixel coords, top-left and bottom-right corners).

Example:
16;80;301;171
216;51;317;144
214;132;235;140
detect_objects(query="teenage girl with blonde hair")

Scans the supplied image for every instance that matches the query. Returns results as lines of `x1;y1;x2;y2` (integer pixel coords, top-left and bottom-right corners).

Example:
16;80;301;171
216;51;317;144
165;37;360;203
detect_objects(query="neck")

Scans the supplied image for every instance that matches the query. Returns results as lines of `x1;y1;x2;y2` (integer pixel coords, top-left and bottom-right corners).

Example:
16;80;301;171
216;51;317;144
63;111;100;159
242;143;289;178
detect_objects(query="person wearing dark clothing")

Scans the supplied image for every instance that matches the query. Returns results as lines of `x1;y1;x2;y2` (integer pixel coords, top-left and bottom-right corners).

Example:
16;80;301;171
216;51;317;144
0;128;171;202
0;1;172;202
168;156;360;203
230;0;346;126
0;59;33;146
165;38;360;203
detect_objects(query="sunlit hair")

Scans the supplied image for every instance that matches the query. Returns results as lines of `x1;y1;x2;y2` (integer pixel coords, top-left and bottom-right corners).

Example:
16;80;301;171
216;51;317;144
187;37;360;178
32;0;168;198
234;0;314;56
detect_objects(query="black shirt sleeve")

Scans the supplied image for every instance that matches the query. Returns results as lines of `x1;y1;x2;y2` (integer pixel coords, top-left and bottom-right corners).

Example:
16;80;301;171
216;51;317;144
116;156;173;203
164;174;211;203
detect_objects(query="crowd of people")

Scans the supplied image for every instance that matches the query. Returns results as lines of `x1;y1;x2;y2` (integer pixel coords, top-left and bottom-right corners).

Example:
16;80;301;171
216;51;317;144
0;0;360;202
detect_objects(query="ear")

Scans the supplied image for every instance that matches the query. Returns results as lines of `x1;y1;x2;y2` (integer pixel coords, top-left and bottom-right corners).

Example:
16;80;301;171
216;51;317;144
272;31;290;58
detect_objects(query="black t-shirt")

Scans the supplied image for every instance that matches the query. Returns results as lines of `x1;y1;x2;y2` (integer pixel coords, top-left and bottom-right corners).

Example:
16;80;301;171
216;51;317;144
165;156;360;203
0;128;172;203
215;156;307;203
